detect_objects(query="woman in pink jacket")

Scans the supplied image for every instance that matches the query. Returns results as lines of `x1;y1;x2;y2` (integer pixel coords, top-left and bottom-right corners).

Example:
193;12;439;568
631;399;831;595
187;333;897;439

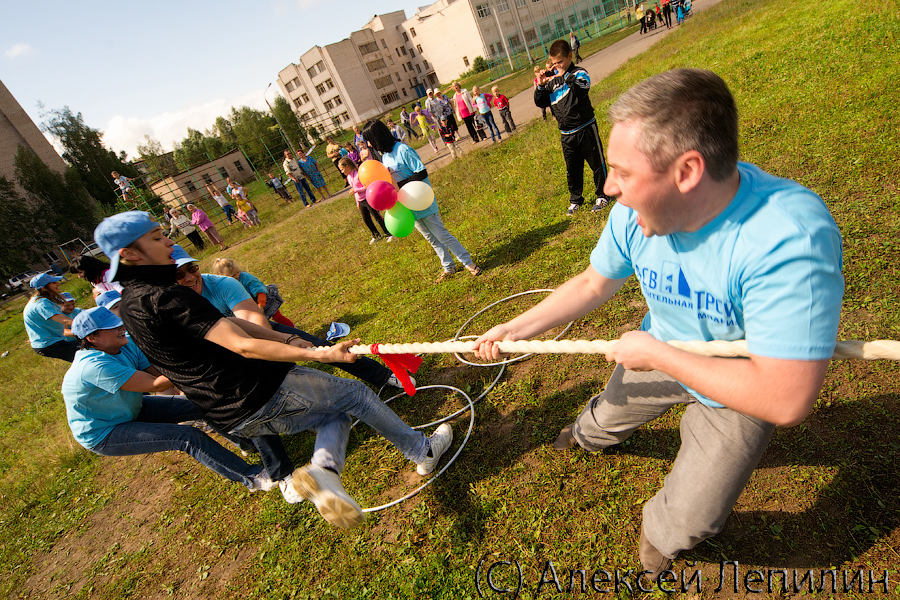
187;203;227;251
452;82;486;143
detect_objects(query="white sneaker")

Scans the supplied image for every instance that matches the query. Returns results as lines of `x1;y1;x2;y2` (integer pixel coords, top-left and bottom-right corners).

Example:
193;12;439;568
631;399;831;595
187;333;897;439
385;236;394;242
566;203;579;216
249;472;277;492
277;474;305;503
369;237;379;245
386;374;416;389
292;465;364;529
416;423;453;476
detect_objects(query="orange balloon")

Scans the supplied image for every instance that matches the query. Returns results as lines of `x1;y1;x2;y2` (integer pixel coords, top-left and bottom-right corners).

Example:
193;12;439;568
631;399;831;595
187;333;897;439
358;160;393;187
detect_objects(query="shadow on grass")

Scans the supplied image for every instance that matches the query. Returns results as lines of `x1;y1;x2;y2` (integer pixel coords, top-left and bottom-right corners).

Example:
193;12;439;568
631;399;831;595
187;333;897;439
477;220;572;271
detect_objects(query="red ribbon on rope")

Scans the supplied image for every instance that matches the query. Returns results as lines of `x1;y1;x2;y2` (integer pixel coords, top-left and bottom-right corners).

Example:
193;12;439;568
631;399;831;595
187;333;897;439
371;343;421;396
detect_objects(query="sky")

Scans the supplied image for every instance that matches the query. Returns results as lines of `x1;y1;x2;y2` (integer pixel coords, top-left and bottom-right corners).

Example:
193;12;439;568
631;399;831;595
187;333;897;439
1;0;428;159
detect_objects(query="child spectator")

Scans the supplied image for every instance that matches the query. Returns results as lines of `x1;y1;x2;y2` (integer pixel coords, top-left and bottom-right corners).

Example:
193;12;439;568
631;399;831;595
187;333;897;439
438;116;462;160
227;177;261;226
491;85;517;134
282;149;315;207
211;258;295;328
338;157;393;244
111;171;136;206
266;172;294;202
413;106;439;153
534;39;611;215
387;119;408;143
343;143;361;165
205;183;237;223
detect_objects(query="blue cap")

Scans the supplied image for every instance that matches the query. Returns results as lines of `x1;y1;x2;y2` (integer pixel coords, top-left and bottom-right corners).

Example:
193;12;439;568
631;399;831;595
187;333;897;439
93;211;160;280
61;292;76;302
30;273;63;289
71;307;123;339
326;322;350;342
96;290;121;309
170;244;196;267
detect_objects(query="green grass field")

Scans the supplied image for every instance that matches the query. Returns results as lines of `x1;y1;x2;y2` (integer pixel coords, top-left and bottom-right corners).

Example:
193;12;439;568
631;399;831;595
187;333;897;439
1;0;899;597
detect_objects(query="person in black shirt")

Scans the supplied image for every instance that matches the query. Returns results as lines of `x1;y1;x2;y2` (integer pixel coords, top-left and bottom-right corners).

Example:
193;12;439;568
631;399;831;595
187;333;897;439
94;211;453;529
534;39;612;216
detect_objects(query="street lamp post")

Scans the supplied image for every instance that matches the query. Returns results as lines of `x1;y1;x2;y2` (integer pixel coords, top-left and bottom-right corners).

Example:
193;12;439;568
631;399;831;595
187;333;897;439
265;82;297;156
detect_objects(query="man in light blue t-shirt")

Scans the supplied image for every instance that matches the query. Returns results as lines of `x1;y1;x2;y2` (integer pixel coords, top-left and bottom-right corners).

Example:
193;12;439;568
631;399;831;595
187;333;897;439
475;69;843;580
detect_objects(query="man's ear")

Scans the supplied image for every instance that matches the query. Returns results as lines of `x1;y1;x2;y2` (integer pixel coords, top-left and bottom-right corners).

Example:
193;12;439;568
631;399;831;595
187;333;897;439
119;245;142;264
673;150;705;194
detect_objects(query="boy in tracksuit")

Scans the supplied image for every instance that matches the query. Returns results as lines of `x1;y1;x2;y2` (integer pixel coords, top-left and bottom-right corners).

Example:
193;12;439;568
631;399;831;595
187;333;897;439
534;39;612;215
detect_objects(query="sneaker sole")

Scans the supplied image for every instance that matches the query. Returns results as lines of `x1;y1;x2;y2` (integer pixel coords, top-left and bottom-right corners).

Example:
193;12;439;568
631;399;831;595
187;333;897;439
294;469;364;529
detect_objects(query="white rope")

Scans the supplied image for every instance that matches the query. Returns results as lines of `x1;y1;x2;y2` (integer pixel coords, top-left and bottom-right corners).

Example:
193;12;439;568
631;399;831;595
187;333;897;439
342;339;900;361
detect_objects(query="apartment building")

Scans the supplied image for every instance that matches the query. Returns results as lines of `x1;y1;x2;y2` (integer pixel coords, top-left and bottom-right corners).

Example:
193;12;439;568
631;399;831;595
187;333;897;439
277;11;433;135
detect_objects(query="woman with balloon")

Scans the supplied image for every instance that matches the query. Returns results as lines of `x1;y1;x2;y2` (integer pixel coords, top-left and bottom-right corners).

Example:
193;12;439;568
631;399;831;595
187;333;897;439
360;120;482;282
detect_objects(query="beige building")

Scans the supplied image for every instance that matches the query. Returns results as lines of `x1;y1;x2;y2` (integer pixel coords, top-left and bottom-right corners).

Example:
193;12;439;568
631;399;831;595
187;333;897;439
277;11;434;135
0;79;67;195
148;148;253;209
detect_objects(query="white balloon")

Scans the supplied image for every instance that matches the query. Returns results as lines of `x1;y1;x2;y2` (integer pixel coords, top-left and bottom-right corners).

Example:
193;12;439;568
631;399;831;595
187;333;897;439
397;181;435;211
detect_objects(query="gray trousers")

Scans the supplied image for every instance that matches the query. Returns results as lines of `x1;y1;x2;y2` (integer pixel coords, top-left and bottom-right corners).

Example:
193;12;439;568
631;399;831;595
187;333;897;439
573;365;775;558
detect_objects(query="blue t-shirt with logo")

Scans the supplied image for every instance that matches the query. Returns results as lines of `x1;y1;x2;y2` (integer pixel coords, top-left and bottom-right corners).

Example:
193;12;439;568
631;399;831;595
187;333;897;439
590;162;844;407
62;341;149;449
381;143;439;219
200;273;253;316
23;297;66;348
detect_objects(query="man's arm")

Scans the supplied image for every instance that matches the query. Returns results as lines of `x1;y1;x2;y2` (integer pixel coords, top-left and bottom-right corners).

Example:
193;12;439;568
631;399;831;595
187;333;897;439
203;317;354;364
474;266;629;360
119;369;175;393
605;331;828;426
231;298;271;329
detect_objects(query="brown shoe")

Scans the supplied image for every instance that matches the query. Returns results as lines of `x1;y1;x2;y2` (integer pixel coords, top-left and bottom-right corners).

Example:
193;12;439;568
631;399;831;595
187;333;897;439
435;270;454;282
466;264;482;276
551;423;577;450
639;524;673;580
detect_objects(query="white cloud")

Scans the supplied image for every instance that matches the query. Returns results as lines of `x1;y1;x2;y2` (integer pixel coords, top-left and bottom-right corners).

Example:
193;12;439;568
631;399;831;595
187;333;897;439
102;88;269;159
5;43;34;59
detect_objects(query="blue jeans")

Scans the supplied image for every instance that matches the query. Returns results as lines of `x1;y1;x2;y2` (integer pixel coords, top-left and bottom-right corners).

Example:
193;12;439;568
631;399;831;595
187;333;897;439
480;111;501;141
221;204;236;223
291;177;316;206
414;212;474;273
91;395;294;486
230;366;428;474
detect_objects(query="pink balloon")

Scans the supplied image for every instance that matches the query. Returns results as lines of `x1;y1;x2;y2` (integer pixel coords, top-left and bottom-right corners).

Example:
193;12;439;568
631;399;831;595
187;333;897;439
366;180;398;211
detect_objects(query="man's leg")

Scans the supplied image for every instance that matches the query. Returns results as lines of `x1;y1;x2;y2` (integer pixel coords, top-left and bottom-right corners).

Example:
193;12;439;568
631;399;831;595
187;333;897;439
580;122;609;200
568;366;689;451
560;133;586;207
642;402;775;560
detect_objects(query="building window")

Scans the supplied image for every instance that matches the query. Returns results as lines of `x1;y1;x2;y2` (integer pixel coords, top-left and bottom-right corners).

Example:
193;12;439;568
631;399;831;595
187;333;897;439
306;60;325;78
402;32;409;42
324;99;334;110
218;167;229;179
410;27;417;37
593;5;604;16
285;80;295;92
333;96;342;106
489;43;496;56
509;34;521;48
402;88;408;96
541;23;551;36
301;93;309;103
516;0;527;6
382;91;400;104
403;63;407;72
358;41;379;54
415;64;421;73
409;48;416;58
293;77;300;87
569;14;578;26
316;83;326;94
389;56;395;65
307;65;316;78
202;173;213;184
417;44;423;53
324;79;334;90
309;109;317;117
525;28;536;41
381;39;387;48
497;0;510;12
294;98;303;108
367;58;387;72
476;3;491;17
234;161;245;172
374;75;394;89
185;180;196;192
532;0;541;3
407;61;413;70
401;46;407;55
339;112;350;123
395;47;401;57
463;56;470;67
423;60;429;69
556;18;565;32
581;9;590;20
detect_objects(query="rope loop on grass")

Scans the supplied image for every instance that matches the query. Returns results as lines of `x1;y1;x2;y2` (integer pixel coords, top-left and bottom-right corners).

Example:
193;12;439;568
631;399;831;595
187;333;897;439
344;339;900;361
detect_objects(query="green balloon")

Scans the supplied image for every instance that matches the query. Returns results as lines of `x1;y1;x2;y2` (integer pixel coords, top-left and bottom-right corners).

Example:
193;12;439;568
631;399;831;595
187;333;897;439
385;204;416;237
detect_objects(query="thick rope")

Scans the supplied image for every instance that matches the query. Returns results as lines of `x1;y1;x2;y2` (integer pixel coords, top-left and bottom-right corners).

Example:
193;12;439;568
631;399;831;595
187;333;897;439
338;339;900;360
